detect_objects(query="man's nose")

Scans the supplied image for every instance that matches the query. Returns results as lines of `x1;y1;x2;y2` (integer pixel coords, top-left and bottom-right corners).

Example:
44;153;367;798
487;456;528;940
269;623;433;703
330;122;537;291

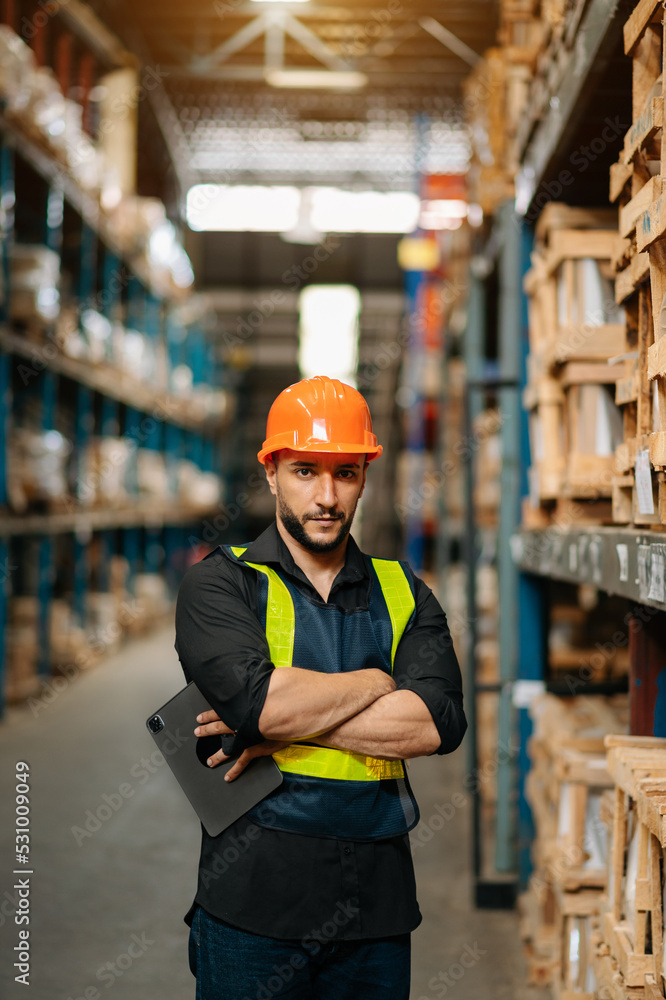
315;473;337;507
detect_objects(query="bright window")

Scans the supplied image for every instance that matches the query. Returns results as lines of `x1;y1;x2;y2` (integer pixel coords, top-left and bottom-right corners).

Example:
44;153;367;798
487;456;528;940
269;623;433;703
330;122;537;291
298;285;360;387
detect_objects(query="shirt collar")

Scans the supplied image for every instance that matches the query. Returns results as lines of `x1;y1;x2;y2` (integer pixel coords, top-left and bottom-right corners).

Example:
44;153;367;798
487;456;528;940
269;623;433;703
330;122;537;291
238;520;368;588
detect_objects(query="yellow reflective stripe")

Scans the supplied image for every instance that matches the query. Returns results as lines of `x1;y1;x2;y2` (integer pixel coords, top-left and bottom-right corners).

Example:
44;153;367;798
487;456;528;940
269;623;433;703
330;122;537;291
370;558;415;670
230;547;294;667
273;744;404;781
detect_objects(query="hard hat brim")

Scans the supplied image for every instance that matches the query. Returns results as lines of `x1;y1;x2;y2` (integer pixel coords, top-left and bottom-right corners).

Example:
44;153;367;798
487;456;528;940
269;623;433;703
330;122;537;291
258;441;383;465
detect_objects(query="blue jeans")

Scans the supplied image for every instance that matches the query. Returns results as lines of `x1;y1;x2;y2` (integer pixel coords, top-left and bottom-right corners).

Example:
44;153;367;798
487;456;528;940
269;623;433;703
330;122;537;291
188;904;411;1000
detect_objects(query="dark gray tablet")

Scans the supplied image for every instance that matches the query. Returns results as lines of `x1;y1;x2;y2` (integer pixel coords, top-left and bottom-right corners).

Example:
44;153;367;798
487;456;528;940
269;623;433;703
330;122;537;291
146;680;283;836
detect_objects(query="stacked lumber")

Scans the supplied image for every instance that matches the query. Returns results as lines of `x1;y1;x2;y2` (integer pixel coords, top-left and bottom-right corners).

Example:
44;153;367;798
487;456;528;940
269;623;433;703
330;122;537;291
520;694;629;992
464;48;518;217
522;204;626;526
464;0;543;218
609;1;666;529
591;735;666;998
512;0;600;166
472;408;503;527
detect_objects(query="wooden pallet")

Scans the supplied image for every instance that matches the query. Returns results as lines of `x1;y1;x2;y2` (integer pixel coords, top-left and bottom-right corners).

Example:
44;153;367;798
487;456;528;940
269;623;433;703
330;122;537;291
601;737;666;989
553;883;603;998
524;210;629;524
590;932;646;1000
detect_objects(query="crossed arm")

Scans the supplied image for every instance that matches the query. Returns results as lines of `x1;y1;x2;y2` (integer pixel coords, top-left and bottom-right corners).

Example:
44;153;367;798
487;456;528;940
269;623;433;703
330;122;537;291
195;666;441;781
177;553;464;782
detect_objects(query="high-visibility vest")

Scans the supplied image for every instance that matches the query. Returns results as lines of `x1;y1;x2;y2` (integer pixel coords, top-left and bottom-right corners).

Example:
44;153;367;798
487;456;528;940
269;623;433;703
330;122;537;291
225;545;420;840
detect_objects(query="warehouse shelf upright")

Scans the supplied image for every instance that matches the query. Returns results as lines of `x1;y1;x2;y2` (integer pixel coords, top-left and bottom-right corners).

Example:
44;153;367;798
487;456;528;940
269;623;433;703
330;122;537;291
0;20;230;718
459;199;541;907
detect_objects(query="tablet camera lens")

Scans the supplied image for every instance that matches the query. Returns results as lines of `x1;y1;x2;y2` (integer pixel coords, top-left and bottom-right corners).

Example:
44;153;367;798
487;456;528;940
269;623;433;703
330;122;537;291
148;715;164;734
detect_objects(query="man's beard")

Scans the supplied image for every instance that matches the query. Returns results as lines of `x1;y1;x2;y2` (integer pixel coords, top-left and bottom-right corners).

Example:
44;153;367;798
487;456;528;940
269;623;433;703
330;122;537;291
276;489;358;554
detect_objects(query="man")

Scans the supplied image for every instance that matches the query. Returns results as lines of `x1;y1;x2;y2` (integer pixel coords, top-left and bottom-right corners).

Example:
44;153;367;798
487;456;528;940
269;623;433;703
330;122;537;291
174;375;466;1000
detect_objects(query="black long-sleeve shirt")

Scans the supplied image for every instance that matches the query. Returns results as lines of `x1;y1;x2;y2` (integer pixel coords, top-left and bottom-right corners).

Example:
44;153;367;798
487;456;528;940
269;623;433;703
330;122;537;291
174;521;466;940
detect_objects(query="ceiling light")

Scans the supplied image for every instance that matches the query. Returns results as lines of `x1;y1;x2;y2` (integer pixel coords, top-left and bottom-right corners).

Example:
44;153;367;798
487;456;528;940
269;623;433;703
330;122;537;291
265;69;367;89
186;184;300;231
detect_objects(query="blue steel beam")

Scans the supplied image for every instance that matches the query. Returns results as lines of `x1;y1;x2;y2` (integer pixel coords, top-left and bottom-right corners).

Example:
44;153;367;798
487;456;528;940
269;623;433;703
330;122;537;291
123;406;142;595
495;202;530;874
73;385;93;626
514;220;548;888
403;269;426;571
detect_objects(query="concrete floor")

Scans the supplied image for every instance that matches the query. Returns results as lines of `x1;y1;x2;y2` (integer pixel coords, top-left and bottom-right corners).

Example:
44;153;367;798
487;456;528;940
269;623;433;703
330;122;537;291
0;624;546;1000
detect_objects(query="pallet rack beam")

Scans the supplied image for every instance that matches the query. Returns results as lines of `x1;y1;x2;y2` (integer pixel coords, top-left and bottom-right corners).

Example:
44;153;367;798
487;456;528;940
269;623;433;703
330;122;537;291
0;325;222;434
513;527;666;610
0;504;221;537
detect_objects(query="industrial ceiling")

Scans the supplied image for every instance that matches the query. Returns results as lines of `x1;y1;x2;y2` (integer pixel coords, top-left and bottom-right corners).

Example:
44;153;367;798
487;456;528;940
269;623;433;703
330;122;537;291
92;0;499;192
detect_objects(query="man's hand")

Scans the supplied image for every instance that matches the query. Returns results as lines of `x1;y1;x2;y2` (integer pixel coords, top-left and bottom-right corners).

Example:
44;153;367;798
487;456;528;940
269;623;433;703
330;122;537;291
194;709;290;781
224;738;291;781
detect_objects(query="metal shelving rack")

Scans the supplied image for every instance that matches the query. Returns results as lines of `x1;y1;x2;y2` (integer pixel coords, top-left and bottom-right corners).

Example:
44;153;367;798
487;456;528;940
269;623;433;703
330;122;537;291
457;0;664;906
0;21;229;718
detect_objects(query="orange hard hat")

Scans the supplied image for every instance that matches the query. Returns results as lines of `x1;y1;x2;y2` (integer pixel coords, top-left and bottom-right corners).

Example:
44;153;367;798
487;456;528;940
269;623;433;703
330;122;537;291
257;376;383;465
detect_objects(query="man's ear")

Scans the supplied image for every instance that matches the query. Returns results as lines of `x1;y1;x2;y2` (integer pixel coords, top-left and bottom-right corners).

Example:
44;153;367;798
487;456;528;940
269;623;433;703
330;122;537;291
264;455;278;497
358;457;369;498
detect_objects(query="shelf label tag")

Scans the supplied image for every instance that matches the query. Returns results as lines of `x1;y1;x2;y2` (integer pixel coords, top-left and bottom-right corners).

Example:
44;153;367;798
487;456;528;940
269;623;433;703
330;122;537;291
589;537;602;584
616;544;629;583
509;534;524;564
511;679;546;709
648;548;666;603
638;545;651;602
568;542;578;573
635;449;655;515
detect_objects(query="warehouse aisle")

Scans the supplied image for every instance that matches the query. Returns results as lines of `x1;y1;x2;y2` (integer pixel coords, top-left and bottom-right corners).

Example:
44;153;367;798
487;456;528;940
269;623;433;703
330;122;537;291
0;625;539;1000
